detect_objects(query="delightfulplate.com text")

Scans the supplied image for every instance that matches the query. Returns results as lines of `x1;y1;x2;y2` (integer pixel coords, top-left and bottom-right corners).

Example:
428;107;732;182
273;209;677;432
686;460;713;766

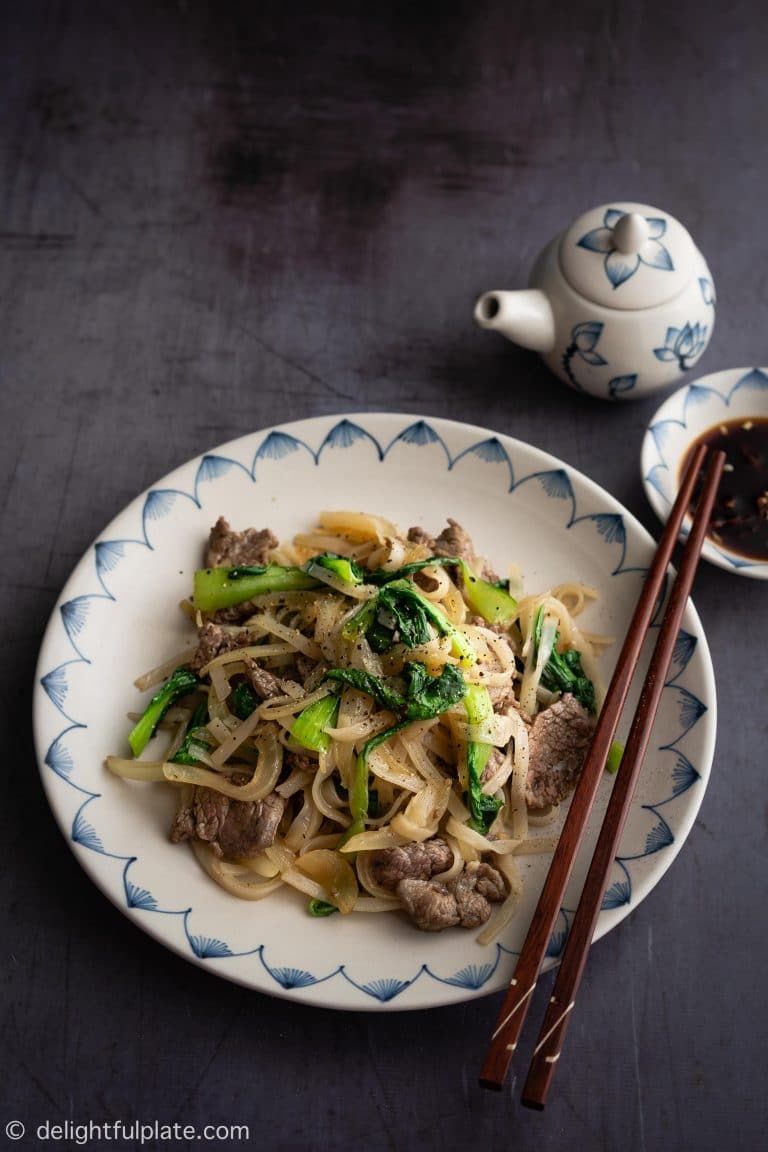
5;1118;251;1145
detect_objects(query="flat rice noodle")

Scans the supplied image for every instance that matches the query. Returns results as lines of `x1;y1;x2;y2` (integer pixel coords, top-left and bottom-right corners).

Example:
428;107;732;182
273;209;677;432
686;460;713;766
389;778;452;842
367;745;423;793
284;786;325;852
444;814;521;855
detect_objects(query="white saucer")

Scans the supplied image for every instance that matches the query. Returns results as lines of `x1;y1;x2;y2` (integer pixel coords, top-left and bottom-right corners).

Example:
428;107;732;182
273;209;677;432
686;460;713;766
641;367;768;578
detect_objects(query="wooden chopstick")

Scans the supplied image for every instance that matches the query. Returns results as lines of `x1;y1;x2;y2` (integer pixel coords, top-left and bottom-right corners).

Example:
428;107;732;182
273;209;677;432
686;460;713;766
479;441;717;1092
520;445;725;1109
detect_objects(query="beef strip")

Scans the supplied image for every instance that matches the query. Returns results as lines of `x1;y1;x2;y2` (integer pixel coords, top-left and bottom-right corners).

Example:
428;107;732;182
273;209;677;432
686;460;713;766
170;788;285;858
205;517;278;569
189;622;241;672
408;519;500;583
396;860;506;932
241;656;294;700
407;521;476;562
369;838;453;890
432;518;476;564
449;862;507;928
406;526;435;551
525;692;596;808
397;878;460;930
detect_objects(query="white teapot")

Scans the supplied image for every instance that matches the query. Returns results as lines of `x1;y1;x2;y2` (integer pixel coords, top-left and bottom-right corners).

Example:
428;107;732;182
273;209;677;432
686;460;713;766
474;201;715;400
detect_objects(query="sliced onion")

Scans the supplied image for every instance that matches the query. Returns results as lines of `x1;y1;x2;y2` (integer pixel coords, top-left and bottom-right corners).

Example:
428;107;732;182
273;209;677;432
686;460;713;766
104;756;167;782
293;849;358;914
338;827;408;854
190;841;284;901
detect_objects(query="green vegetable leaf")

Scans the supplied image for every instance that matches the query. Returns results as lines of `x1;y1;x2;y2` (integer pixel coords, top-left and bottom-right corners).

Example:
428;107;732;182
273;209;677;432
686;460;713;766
193;564;319;612
463;683;501;832
403;661;466;720
290;694;340;753
307;899;339;917
341;579;476;663
378;580;477;665
606;740;624;775
128;666;199;757
325;667;406;713
368;556;517;624
465;789;503;833
170;698;211;765
305;553;367;587
229;681;258;721
534;606;596;714
326;662;465;723
460;567;517;624
378;581;433;647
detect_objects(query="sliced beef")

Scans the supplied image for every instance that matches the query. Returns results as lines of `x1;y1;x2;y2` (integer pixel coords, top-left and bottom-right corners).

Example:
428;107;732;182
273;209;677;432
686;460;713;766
205;517;278;569
189;622;240;672
406;526;436;551
170;787;285;858
396;860;506;932
432;518;476;564
242;657;293;700
449;862;507;928
397;878;460;930
369;838;453;890
407;520;475;562
525;693;595;809
407;520;500;584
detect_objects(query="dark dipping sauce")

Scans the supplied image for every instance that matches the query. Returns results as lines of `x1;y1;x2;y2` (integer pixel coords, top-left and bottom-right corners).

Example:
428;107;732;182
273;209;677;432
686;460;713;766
680;416;768;561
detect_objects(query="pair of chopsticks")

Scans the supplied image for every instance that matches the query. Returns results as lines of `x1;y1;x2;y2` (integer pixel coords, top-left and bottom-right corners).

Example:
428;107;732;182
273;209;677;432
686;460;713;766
479;442;725;1108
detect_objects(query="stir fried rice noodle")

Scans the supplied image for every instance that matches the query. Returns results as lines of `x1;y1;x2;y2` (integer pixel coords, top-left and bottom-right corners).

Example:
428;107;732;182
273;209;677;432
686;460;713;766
106;511;610;941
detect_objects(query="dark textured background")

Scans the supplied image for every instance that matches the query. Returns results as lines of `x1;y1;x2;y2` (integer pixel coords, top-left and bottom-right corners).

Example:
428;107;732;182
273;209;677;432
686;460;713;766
2;2;767;1149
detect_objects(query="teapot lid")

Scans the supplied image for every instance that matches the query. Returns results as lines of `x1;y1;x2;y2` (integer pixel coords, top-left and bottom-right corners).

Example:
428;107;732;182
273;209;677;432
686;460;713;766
559;201;697;310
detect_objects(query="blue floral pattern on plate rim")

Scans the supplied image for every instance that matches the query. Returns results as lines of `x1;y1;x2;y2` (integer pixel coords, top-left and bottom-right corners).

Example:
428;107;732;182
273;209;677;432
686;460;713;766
34;414;716;1010
641;367;768;579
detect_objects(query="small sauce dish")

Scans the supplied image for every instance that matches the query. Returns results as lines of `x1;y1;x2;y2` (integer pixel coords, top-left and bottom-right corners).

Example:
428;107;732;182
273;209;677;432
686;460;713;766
641;367;768;578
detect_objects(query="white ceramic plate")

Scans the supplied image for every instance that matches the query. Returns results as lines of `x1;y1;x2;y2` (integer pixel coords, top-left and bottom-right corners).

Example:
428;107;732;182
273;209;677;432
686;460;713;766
642;366;768;578
34;414;716;1010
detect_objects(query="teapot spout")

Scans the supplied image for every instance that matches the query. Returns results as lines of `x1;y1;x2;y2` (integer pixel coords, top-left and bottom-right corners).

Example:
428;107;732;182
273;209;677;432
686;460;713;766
474;289;555;353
